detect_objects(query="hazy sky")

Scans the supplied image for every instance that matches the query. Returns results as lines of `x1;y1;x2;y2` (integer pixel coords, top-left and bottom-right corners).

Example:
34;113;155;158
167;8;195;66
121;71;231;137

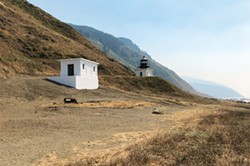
28;0;250;97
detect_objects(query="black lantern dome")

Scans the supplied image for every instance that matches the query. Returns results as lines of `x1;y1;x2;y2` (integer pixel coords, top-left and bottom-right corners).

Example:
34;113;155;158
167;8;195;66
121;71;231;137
139;56;149;69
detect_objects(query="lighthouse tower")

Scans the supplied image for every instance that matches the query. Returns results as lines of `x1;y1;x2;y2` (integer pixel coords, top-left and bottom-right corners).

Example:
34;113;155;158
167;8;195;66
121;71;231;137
135;56;153;77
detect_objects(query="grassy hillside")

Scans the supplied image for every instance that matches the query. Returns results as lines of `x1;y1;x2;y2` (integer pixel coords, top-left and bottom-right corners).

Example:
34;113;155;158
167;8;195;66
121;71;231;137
100;76;191;97
0;76;192;102
0;0;197;101
69;24;138;69
0;0;132;77
70;24;198;94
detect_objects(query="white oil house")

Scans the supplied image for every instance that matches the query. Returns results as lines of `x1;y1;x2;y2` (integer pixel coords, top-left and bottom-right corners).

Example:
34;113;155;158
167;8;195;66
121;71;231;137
48;58;99;89
135;56;153;77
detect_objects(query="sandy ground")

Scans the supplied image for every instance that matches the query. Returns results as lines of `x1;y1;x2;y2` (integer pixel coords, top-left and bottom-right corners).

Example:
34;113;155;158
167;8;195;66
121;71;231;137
0;76;194;166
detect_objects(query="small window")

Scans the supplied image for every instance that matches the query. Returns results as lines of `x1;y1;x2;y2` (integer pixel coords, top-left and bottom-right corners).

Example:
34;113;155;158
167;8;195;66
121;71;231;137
82;64;85;70
93;66;96;72
68;64;74;76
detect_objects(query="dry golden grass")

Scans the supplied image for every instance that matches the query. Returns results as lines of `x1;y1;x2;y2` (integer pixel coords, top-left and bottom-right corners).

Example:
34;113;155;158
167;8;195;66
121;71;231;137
58;104;250;166
2;77;248;166
0;0;133;77
99;76;192;98
107;106;250;166
45;100;154;109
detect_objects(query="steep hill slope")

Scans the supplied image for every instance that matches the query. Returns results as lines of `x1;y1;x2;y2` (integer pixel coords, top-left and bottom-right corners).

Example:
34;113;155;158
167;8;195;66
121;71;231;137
0;0;132;77
70;24;197;94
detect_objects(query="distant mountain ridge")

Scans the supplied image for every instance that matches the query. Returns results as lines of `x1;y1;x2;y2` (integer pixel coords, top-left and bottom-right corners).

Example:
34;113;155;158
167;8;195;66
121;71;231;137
118;37;141;53
70;24;198;94
182;76;243;99
0;0;198;99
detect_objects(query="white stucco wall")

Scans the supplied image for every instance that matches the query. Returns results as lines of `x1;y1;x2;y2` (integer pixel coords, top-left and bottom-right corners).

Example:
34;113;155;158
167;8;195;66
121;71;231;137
48;75;98;90
79;60;98;77
60;59;81;76
48;58;99;90
48;76;76;88
75;76;98;89
135;68;153;77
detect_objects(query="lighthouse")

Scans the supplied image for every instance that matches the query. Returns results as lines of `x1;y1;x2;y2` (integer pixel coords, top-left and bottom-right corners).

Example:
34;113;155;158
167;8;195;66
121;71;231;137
135;56;153;77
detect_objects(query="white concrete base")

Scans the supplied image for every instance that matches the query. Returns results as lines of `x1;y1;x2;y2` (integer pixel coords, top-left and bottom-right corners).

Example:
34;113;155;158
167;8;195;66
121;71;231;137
48;76;98;90
135;68;153;77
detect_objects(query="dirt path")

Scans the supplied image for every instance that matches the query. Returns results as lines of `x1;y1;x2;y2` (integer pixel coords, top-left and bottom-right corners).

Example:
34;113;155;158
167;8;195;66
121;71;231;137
33;105;218;166
0;100;187;166
0;76;192;166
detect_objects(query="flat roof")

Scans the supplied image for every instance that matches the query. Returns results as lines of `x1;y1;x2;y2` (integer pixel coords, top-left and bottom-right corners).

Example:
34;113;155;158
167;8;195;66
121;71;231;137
59;58;99;65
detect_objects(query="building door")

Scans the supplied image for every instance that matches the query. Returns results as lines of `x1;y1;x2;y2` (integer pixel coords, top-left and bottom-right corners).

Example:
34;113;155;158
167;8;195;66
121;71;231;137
68;64;74;76
140;72;143;77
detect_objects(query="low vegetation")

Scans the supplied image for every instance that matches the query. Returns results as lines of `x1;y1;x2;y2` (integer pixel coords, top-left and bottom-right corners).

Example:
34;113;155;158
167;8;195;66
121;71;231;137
0;0;133;77
70;24;197;94
1;1;249;166
66;105;250;166
118;110;249;165
100;76;190;97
